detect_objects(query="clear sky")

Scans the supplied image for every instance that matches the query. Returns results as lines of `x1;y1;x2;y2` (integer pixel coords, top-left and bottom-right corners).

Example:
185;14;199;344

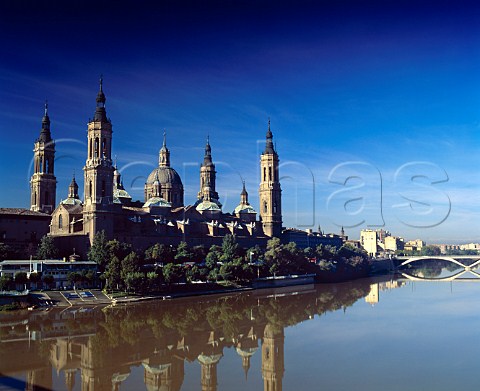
0;0;479;243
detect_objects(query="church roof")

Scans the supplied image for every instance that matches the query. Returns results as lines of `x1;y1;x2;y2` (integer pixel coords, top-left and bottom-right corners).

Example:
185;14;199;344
0;208;50;217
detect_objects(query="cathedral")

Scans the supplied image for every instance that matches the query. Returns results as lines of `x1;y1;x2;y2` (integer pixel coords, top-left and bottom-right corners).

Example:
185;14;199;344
32;79;283;256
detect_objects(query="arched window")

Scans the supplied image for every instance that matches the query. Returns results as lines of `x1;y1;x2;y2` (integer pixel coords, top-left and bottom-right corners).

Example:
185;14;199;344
39;157;43;173
94;138;99;158
89;138;93;159
89;181;92;198
46;159;49;173
263;201;267;213
263;167;266;181
102;138;107;158
34;192;37;206
269;167;272;181
273;202;277;214
58;215;63;229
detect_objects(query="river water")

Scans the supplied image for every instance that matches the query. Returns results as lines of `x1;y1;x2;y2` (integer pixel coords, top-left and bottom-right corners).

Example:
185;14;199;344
1;267;480;390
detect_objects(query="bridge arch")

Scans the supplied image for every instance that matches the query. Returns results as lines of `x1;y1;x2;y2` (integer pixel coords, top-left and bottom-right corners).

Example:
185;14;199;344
398;256;467;269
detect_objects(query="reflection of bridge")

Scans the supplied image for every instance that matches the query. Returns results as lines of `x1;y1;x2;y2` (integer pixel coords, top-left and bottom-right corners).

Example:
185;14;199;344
396;255;480;282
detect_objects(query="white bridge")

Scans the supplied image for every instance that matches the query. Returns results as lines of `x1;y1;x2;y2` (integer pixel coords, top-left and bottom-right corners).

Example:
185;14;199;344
396;255;480;282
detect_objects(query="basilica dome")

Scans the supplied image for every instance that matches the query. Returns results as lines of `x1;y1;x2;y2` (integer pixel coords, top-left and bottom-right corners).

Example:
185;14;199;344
146;166;183;187
144;134;184;208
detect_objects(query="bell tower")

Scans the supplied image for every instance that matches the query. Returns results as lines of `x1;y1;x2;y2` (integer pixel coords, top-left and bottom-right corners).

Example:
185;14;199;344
259;120;282;237
197;136;221;207
30;102;56;213
83;77;115;241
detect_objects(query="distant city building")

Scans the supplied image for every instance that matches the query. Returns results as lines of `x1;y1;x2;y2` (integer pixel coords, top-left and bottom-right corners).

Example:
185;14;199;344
384;236;404;252
404;239;425;252
360;229;380;257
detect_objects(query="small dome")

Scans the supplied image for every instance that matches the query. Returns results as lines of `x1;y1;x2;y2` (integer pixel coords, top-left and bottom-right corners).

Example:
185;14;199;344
60;198;83;206
196;200;221;212
143;197;172;208
146;166;183;187
197;353;223;365
236;347;258;358
114;188;132;204
234;204;256;214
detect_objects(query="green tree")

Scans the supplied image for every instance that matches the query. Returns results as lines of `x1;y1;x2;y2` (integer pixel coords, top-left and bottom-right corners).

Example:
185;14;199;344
36;235;58;260
124;272;145;293
220;234;238;263
88;230;110;272
145;243;174;264
206;245;222;270
105;256;122;291
0;276;13;291
67;272;82;289
29;272;41;288
14;272;28;290
420;245;441;256
42;274;55;289
121;252;141;285
146;271;160;291
163;263;185;284
174;241;192;264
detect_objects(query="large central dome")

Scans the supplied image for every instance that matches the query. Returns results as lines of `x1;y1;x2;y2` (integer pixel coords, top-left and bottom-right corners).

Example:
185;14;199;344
146;166;182;186
144;134;184;208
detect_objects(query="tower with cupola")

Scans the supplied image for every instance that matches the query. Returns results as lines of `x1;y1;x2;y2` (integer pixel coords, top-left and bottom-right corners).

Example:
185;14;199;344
259;120;282;237
83;78;115;241
197;136;221;207
30;102;57;213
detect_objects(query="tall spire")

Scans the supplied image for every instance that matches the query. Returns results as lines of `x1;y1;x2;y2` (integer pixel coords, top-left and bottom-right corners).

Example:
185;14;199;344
94;75;107;122
240;180;248;204
38;100;52;142
264;118;275;154
159;130;170;167
203;135;212;165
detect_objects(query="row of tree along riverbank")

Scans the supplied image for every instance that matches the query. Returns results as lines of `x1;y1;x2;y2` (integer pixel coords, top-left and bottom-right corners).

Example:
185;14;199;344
0;231;371;308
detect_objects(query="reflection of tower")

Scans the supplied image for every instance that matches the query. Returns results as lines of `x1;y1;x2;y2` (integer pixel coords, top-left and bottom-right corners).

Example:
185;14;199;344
259;120;282;237
198;334;223;391
365;283;379;306
143;353;185;391
236;326;259;380
64;369;77;391
30;102;56;213
262;324;284;391
26;367;53;391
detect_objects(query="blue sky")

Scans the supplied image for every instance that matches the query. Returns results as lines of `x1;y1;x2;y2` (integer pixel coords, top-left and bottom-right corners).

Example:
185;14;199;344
0;0;479;243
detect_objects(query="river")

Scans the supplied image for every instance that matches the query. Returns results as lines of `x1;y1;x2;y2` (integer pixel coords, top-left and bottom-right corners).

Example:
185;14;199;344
1;265;479;390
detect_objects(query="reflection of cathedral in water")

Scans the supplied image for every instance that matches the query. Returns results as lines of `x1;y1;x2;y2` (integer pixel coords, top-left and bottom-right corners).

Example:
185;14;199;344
1;280;375;391
20;321;283;391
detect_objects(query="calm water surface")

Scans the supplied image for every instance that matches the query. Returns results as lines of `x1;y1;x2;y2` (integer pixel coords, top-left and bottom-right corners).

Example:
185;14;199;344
1;269;480;391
